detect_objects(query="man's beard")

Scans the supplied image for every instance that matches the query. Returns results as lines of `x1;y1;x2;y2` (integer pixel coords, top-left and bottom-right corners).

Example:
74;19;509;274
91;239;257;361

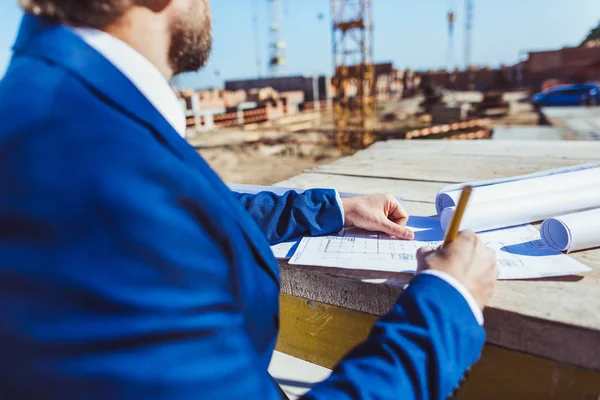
168;3;212;76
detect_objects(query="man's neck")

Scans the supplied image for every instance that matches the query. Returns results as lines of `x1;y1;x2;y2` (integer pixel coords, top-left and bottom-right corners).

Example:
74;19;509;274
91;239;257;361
103;9;173;81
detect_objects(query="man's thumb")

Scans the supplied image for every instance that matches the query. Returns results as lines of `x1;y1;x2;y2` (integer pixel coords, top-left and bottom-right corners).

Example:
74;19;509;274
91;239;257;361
380;219;414;240
416;247;435;273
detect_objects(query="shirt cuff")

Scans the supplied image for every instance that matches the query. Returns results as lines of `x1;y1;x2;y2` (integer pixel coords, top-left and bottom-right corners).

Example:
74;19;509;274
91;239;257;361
419;270;484;326
334;190;345;224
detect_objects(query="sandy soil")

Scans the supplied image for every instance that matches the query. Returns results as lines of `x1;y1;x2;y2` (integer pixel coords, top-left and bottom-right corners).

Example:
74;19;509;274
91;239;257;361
200;146;339;185
194;92;539;185
197;131;342;185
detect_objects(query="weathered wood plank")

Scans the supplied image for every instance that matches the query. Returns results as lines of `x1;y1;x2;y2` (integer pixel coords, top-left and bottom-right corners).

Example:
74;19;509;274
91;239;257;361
277;294;600;398
279;260;600;370
491;126;566;141
459;345;600;400
313;154;598;183
276;294;375;368
277;189;600;332
277;139;600;370
346;146;599;166
364;139;600;161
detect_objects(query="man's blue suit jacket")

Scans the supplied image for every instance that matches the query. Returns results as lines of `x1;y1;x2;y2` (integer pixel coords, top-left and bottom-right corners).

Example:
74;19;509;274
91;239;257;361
0;15;485;400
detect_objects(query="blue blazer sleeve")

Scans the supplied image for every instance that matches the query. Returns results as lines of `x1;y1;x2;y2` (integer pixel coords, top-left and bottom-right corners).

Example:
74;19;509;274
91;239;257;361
234;190;344;244
302;274;486;400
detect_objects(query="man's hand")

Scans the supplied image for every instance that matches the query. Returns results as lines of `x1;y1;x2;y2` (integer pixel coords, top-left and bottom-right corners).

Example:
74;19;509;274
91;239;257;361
416;231;498;310
341;194;414;240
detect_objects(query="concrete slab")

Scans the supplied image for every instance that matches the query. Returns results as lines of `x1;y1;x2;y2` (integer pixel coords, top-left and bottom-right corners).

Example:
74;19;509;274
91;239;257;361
492;126;564;141
542;106;600;140
268;351;331;399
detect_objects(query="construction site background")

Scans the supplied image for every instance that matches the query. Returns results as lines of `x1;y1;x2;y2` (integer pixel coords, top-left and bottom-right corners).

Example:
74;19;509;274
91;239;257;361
178;33;600;186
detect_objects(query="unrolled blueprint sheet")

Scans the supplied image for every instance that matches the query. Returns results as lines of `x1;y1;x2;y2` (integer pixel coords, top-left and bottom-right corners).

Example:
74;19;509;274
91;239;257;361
289;216;592;280
270;241;299;259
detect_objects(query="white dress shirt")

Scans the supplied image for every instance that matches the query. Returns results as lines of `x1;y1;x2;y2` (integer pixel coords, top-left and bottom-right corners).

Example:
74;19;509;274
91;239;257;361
71;27;187;137
70;27;482;326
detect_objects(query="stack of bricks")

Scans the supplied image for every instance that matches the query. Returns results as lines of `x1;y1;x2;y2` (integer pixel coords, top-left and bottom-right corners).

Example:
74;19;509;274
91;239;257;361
405;119;490;140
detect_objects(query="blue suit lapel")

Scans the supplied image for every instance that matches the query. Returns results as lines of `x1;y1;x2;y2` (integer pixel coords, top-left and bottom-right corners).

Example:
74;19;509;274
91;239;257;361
12;15;280;285
12;15;197;166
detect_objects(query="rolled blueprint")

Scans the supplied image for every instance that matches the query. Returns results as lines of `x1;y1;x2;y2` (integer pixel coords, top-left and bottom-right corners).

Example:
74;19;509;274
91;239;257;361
440;187;600;233
540;209;600;252
435;163;600;216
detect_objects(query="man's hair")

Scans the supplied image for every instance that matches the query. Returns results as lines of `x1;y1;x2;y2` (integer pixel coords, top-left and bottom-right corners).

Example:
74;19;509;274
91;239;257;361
19;0;133;28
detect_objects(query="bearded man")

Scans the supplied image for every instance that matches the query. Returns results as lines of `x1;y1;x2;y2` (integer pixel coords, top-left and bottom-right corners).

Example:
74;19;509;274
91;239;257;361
0;1;497;399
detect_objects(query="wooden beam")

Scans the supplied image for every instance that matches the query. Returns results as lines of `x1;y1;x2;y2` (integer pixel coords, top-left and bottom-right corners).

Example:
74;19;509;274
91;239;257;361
276;294;600;399
313;154;599;184
276;294;376;368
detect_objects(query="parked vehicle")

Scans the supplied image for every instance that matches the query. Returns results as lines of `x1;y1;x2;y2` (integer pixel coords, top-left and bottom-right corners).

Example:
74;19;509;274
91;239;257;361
532;83;599;106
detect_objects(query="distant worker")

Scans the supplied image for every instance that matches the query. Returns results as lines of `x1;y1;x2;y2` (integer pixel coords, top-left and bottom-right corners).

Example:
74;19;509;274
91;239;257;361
494;67;509;91
449;71;458;91
402;69;412;97
0;1;498;399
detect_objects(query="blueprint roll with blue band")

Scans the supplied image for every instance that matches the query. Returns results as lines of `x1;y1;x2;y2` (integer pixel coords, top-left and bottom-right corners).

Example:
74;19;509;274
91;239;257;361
541;208;600;253
439;187;600;233
435;163;600;216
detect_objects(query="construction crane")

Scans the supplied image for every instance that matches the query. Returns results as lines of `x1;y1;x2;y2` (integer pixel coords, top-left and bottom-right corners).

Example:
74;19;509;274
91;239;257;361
331;0;375;152
464;0;474;89
268;0;286;76
252;0;263;78
447;8;456;69
464;0;474;69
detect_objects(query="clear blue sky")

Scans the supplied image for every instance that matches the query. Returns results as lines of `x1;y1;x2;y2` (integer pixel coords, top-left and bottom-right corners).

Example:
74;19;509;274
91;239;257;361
1;0;599;89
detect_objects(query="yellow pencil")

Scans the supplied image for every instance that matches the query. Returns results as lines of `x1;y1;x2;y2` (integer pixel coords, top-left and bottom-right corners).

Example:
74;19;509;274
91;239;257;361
443;185;473;246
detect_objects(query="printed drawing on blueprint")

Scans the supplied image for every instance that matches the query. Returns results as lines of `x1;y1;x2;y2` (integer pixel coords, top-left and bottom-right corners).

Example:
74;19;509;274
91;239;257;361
290;216;591;279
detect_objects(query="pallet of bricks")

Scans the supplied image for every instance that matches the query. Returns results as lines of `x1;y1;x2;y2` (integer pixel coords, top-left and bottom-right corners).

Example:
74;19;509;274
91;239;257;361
404;119;491;140
213;108;269;128
302;100;331;112
213;112;239;128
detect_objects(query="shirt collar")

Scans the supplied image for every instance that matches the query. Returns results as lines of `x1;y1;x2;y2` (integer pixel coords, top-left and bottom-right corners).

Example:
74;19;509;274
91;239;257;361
70;27;187;138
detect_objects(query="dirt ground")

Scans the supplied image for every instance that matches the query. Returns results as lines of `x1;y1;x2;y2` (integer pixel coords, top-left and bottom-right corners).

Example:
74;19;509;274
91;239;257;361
195;92;539;185
201;146;339;185
198;131;342;185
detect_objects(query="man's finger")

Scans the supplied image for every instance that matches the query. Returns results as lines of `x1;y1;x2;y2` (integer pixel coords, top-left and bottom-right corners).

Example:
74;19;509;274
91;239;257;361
416;247;435;273
391;216;409;227
388;199;409;221
379;218;415;240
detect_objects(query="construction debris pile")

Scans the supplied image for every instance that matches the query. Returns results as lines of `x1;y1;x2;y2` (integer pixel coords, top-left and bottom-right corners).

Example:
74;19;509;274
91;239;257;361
177;86;310;133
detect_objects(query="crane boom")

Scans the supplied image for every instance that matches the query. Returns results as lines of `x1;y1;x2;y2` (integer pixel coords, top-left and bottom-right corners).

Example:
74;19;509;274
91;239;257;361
465;0;474;69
